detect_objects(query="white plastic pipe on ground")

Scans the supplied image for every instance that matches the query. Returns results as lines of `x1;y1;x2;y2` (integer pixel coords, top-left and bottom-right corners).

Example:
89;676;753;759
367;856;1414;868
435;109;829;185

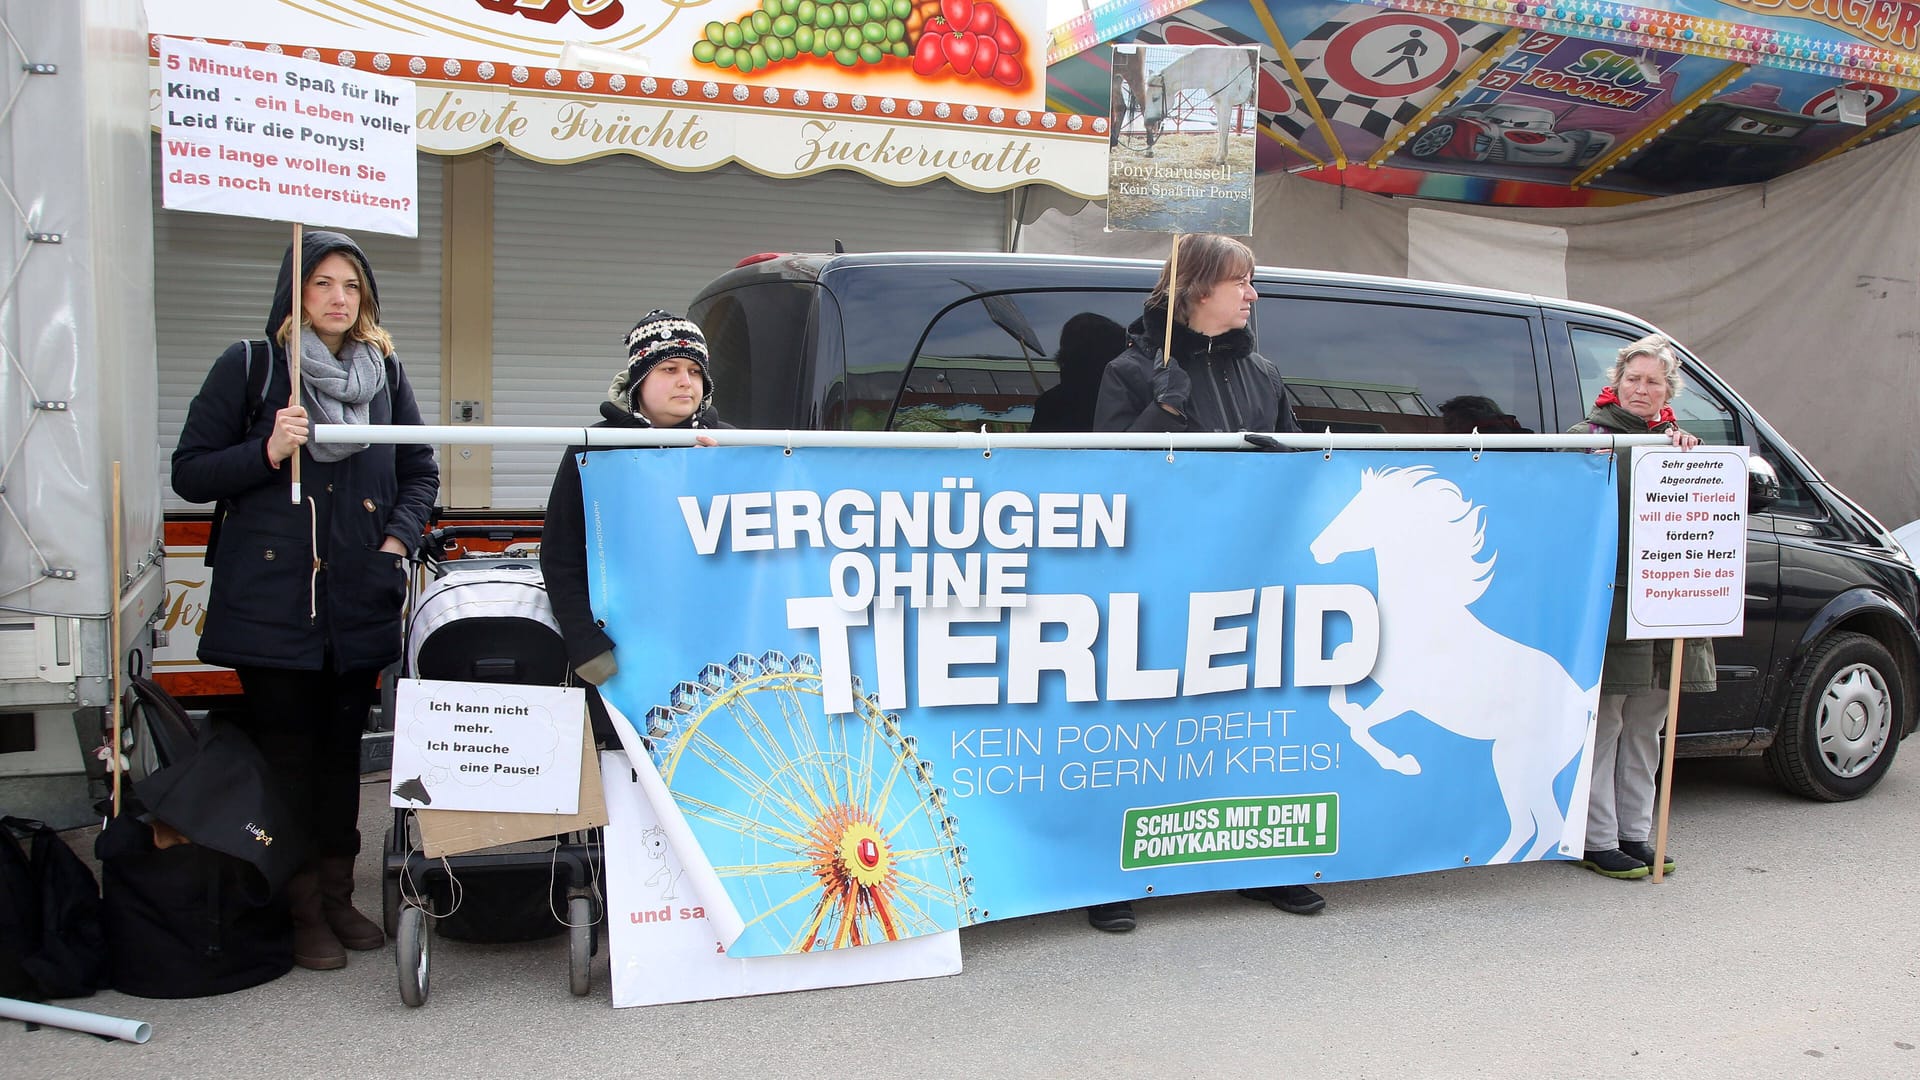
0;997;152;1044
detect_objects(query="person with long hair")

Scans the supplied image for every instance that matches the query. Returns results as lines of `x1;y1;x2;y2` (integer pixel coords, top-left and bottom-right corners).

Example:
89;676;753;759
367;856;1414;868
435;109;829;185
1090;233;1317;932
173;230;438;970
1093;233;1301;436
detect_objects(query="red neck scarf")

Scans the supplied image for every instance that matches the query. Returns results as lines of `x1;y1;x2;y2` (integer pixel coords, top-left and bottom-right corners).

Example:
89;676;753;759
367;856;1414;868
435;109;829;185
1595;385;1676;430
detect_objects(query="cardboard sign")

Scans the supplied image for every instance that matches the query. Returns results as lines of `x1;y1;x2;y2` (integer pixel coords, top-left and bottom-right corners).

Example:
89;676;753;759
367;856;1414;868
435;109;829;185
414;715;609;858
601;750;962;1008
158;37;418;237
389;678;586;814
1627;445;1750;639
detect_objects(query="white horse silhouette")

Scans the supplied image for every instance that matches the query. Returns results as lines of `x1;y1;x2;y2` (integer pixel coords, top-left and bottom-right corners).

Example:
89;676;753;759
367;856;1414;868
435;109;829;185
1309;466;1595;864
1145;46;1256;165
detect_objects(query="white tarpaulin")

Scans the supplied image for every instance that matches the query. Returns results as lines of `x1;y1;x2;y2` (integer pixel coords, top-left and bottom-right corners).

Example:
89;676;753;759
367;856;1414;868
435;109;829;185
1017;127;1920;527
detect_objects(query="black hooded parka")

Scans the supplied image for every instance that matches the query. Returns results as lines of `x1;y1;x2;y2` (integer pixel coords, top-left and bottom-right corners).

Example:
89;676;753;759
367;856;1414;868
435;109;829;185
542;399;730;671
1093;301;1302;435
171;230;439;673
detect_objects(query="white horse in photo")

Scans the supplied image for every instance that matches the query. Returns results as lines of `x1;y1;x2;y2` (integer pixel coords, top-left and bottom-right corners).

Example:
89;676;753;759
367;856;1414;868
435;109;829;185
1145;47;1256;165
1309;467;1596;864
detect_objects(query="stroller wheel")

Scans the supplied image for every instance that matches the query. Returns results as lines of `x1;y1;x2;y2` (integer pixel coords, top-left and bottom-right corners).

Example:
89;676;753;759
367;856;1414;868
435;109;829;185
397;904;431;1007
567;896;594;997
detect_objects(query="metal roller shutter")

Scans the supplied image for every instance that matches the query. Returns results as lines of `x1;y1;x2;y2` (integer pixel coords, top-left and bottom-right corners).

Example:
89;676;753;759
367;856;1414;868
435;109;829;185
488;157;1007;508
153;141;444;510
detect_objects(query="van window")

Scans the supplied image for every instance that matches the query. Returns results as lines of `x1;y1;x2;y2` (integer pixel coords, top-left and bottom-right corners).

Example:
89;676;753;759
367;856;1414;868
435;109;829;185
892;291;1143;432
1255;296;1543;434
689;281;817;429
1568;327;1739;445
1752;438;1821;518
1569;326;1822;516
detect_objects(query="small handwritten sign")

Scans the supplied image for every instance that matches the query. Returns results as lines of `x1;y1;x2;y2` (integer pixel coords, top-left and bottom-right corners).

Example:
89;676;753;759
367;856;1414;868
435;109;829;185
1626;445;1750;640
389;678;585;814
158;37;418;236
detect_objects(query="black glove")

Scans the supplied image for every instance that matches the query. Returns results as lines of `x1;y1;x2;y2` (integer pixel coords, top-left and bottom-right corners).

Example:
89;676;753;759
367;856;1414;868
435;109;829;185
1150;359;1192;415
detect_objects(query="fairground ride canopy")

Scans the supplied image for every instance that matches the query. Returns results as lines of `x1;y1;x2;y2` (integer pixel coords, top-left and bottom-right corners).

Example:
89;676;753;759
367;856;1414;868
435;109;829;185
1044;0;1920;205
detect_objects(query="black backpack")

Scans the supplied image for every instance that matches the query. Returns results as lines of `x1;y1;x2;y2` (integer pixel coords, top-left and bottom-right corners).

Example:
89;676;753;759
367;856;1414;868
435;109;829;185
94;676;297;998
203;340;274;568
0;815;109;1001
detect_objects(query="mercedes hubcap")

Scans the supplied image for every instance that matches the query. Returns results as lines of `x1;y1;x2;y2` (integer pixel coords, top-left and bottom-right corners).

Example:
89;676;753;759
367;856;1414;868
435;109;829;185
1817;663;1891;778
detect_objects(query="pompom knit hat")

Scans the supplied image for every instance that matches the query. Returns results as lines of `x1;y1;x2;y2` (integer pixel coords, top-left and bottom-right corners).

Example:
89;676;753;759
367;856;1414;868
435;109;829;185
607;309;713;417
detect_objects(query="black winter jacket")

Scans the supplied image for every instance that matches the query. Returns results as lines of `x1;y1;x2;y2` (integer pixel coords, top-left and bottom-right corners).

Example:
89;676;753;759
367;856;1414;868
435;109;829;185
1094;303;1301;435
171;231;439;673
542;405;732;672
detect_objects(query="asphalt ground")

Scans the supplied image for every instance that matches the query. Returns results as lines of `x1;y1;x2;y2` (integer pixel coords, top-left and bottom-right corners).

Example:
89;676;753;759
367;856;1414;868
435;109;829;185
7;754;1918;1080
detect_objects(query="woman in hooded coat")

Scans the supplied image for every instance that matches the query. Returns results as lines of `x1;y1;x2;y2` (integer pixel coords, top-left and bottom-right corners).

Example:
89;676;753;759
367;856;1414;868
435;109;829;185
173;230;439;970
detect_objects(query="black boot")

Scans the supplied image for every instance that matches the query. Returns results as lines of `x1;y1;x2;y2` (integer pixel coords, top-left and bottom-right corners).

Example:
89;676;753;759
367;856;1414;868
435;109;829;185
1086;901;1136;932
1239;885;1327;915
1618;839;1675;874
287;868;347;970
1577;847;1650;880
317;854;385;951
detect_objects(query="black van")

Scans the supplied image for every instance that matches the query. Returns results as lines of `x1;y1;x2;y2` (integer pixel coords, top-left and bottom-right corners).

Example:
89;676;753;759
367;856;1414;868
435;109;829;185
689;250;1919;800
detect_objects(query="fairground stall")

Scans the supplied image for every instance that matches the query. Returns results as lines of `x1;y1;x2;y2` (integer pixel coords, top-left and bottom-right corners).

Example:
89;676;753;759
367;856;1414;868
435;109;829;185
142;0;1107;697
143;0;1920;700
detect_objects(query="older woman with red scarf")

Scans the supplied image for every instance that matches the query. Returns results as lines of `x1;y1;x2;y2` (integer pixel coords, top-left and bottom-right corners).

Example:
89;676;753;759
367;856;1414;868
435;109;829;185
1571;333;1716;880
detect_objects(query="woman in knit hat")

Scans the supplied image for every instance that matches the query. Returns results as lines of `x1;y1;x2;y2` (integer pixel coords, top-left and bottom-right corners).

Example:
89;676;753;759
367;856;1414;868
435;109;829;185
541;311;729;732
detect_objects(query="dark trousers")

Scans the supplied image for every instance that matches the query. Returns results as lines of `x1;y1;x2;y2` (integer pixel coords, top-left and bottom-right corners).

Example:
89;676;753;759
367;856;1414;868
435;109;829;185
232;665;379;860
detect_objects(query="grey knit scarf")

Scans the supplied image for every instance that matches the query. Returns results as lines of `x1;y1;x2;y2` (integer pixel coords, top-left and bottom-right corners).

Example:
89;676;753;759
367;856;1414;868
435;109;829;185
299;335;385;462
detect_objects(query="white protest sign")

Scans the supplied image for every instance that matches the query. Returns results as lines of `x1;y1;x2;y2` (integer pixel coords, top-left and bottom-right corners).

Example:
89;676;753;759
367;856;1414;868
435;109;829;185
1106;44;1259;235
158;37;418;237
389;679;585;814
600;750;961;1008
1627;445;1749;640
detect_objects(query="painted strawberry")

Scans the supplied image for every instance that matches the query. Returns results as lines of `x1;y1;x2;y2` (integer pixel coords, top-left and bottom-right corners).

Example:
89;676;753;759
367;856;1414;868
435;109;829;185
912;30;946;76
941;0;973;31
967;1;997;35
943;27;975;75
972;34;998;80
992;18;1021;55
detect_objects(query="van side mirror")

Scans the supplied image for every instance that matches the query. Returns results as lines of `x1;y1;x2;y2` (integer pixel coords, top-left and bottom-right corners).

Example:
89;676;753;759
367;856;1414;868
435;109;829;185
1747;454;1781;514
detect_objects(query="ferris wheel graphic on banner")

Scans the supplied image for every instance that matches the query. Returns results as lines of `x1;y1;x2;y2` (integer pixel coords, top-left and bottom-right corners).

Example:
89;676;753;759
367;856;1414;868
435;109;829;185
645;650;972;955
1322;13;1461;99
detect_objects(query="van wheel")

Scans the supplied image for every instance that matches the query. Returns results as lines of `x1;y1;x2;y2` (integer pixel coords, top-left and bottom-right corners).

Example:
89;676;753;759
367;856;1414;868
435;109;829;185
1766;631;1903;801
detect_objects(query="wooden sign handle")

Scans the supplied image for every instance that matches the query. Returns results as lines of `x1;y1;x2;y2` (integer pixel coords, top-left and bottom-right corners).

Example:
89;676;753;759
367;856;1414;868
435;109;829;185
1651;637;1685;883
1160;233;1181;368
288;221;303;503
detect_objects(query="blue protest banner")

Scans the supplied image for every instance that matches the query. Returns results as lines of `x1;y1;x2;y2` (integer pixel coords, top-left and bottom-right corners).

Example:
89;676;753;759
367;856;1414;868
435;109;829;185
582;447;1616;957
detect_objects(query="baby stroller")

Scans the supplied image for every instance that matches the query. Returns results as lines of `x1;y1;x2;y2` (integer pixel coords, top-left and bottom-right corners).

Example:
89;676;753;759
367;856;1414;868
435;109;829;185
382;525;602;1006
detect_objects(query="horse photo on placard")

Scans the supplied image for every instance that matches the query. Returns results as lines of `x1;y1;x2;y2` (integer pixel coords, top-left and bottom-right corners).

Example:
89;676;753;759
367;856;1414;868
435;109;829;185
1107;43;1259;235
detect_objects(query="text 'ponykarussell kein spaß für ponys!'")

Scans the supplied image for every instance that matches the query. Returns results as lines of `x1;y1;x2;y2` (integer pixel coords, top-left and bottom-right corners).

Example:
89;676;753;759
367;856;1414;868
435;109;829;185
675;477;1380;715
